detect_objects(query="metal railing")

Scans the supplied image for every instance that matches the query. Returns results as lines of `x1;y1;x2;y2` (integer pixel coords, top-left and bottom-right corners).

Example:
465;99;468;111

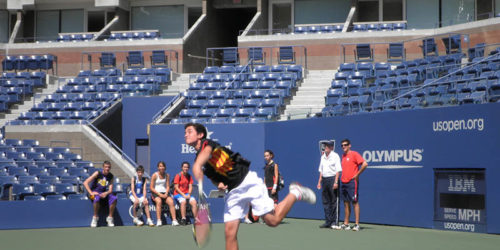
80;49;179;73
205;45;307;71
151;94;182;123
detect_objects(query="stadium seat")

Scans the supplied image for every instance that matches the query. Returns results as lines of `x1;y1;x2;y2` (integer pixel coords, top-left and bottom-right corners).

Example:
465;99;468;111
45;194;66;200
67;193;88;200
99;53;116;68
355;44;374;62
442;34;462;55
12;183;35;199
38;175;59;184
54;183;78;195
34;183;56;196
248;47;266;65
421;38;439;57
387;43;406;62
222;48;240;66
278;46;295;64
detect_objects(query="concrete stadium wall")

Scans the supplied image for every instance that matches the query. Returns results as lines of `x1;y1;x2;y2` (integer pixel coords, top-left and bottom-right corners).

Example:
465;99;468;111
238;18;500;70
149;103;500;234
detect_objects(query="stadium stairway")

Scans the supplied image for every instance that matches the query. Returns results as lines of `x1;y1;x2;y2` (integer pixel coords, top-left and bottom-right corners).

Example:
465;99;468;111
160;73;190;96
0;75;61;127
280;70;336;120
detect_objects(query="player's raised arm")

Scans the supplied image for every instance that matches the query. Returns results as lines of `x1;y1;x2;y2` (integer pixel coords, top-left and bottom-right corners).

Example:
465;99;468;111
192;144;212;182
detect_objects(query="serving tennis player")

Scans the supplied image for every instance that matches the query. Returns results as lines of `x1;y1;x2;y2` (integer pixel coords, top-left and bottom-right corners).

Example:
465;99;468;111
184;123;316;250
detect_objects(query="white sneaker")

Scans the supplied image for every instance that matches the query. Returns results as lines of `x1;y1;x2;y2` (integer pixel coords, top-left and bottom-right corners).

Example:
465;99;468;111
156;220;162;227
340;224;351;230
352;224;360;231
172;220;180;226
106;217;114;227
133;217;144;226
90;216;98;228
244;218;253;224
147;219;154;227
331;225;341;230
289;182;316;204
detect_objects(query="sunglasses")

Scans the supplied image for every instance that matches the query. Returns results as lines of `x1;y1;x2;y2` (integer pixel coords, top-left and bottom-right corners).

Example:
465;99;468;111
341;144;349;147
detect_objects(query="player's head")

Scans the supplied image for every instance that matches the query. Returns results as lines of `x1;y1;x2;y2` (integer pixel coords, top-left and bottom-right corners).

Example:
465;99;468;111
102;161;111;174
157;161;166;173
341;139;351;153
264;149;274;163
136;165;144;177
184;123;207;147
181;161;190;174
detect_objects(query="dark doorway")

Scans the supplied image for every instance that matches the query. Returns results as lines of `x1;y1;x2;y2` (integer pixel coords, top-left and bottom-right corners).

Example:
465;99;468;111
88;11;105;32
214;8;255;48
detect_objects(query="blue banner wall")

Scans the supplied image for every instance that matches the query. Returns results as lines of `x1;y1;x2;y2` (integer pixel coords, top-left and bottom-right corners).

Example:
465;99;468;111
149;103;500;233
122;96;174;162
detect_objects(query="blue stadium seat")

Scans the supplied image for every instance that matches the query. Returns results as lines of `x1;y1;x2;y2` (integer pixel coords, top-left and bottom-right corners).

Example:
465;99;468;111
54;183;77;195
215;108;236;118
60;175;81;184
67;194;88;200
248;47;266;65
179;109;198;118
127;51;144;68
387;43;406;62
421;38;439;57
355;44;374;62
45;194;66;200
151;50;168;68
34;183;56;196
380;23;393;31
99;53;116;68
68;168;88;179
219;66;235;74
196;109;217;118
17;176;39;185
278;46;295;64
206;99;225;109
393;22;406;30
8;166;28;177
12;183;35;199
353;24;367;32
442;34;462;55
48;168;68;177
28;166;48;177
234;108;254;117
223;99;243;109
222;48;240;66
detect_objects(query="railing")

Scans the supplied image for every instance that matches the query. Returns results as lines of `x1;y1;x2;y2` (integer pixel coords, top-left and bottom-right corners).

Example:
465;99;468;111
83;119;138;169
151;94;182;123
205;45;307;71
340;32;467;64
80;49;179;73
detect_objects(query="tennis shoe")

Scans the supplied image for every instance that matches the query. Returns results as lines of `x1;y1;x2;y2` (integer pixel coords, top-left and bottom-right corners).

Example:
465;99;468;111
147;218;154;227
156;220;162;227
340;224;351;230
133;217;143;226
90;216;98;228
289;182;316;204
106;216;114;227
180;218;187;226
244;218;253;224
331;225;341;230
352;224;360;231
172;220;180;226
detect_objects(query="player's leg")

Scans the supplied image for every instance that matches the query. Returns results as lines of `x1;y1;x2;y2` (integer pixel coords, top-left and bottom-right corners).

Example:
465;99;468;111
166;196;179;225
154;196;162;225
108;195;117;218
224;220;240;250
93;198;100;217
262;193;297;227
189;198;198;217
132;199;139;218
180;200;187;220
343;201;350;225
354;201;360;224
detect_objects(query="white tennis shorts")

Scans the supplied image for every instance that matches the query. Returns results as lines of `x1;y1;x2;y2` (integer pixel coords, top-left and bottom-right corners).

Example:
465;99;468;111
224;171;274;222
129;195;145;205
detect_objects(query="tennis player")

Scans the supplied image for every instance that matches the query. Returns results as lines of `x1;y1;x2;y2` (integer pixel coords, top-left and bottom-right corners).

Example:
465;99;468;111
184;123;316;250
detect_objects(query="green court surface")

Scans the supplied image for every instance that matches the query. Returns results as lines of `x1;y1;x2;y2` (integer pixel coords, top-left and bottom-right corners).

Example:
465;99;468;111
1;219;498;250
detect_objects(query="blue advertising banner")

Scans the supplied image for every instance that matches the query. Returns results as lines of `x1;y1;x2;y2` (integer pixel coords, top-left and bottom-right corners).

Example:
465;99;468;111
149;103;500;233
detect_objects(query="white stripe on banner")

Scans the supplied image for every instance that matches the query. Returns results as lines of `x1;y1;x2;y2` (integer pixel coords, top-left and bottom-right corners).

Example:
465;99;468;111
367;165;423;169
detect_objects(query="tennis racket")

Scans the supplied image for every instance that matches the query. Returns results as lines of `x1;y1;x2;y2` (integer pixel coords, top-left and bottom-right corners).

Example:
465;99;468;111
192;181;212;248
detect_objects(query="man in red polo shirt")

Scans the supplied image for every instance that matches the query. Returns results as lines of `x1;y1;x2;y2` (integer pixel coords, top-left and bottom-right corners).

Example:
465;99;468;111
340;139;368;231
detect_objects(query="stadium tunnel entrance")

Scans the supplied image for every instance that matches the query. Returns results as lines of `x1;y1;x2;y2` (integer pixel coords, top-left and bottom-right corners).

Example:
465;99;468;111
213;7;256;48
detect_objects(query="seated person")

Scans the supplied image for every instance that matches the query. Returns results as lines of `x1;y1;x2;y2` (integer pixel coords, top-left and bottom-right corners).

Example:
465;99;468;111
83;161;117;227
172;161;198;225
129;165;154;226
150;161;178;226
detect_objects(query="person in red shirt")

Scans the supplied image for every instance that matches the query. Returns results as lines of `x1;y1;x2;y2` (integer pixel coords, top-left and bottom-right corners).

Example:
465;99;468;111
340;139;368;231
173;161;198;226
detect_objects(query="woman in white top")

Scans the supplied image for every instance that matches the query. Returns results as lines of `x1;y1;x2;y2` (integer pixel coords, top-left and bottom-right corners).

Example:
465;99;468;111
150;161;178;226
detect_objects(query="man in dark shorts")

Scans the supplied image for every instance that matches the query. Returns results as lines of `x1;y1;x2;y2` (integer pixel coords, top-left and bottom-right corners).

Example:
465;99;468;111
340;139;368;231
83;161;117;227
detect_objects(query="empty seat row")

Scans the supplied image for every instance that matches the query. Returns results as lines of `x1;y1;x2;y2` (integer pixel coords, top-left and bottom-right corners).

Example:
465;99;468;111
202;65;303;80
171;117;270;124
17;111;99;121
2;55;56;72
57;33;94;42
107;31;160;41
185;89;289;100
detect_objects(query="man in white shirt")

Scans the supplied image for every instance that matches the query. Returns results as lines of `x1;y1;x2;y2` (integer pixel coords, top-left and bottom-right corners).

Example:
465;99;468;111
316;140;342;229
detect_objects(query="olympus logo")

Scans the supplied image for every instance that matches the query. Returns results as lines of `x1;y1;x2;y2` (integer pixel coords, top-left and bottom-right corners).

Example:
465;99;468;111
363;149;423;164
